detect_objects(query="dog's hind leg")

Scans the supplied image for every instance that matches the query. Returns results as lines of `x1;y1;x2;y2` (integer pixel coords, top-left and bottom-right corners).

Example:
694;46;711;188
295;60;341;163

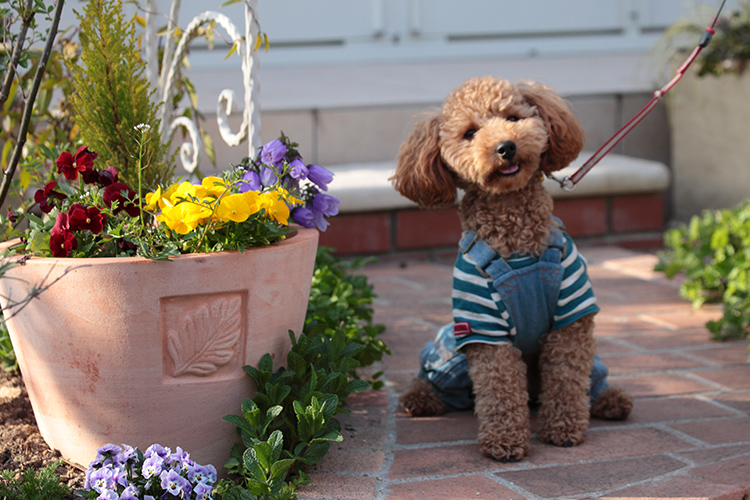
464;343;530;462
399;377;447;416
537;314;596;447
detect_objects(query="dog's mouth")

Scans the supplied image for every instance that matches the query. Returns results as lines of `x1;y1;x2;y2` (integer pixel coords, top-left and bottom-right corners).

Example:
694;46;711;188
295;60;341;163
495;162;521;177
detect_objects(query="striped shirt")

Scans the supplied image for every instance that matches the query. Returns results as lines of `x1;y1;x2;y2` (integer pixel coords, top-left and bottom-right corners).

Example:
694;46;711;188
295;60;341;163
453;231;599;349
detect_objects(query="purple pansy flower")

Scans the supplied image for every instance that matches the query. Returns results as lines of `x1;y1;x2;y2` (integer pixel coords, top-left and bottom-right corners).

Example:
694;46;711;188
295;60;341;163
88;466;115;493
313;210;331;231
239;170;261;192
142;455;163;479
259;165;278;187
145;443;170;459
288;158;309;180
160;469;191;497
260;139;287;166
291;207;316;228
119;485;139;500
116;444;137;465
312;192;340;217
194;482;212;500
307;164;334;191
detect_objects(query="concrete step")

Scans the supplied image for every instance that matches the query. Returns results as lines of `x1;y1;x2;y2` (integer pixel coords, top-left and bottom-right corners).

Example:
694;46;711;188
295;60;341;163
319;153;670;256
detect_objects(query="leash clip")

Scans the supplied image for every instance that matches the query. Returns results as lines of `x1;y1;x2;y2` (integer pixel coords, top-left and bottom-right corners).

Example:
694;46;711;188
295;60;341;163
546;174;575;192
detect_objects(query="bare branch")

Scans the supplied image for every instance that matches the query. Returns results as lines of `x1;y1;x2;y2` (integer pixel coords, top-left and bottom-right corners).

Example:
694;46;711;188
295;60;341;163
0;0;35;110
0;0;66;208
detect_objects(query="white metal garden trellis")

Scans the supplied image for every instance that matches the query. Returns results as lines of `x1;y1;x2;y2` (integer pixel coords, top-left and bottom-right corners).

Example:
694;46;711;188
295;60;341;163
142;0;261;174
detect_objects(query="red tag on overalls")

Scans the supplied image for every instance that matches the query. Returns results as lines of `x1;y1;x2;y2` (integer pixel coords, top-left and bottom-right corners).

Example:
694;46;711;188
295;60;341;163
454;322;472;337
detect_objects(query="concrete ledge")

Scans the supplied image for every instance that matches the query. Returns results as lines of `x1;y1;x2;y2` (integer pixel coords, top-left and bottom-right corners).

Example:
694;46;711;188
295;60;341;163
327;152;670;213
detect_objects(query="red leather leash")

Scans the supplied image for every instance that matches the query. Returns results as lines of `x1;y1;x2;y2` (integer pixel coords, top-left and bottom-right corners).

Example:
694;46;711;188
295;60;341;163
549;0;728;191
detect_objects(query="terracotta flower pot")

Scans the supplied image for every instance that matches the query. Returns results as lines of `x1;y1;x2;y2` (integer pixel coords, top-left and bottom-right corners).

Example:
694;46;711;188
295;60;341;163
669;69;750;220
0;227;318;474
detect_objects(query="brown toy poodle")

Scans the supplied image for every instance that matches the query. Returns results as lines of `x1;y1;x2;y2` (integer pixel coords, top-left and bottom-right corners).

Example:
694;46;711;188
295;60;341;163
391;76;633;463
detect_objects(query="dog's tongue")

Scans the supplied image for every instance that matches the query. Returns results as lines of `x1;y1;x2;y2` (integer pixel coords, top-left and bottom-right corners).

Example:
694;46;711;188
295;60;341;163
500;163;520;175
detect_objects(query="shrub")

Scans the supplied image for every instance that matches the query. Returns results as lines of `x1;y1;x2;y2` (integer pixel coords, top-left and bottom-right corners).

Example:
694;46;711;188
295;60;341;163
67;0;174;190
656;200;750;341
218;247;388;498
0;461;70;500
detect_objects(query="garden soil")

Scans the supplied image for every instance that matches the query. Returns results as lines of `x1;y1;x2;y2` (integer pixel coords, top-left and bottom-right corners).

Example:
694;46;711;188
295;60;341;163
0;370;85;495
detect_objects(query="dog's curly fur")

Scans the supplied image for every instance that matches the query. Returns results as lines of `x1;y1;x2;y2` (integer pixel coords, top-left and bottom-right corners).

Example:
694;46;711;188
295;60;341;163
392;77;633;462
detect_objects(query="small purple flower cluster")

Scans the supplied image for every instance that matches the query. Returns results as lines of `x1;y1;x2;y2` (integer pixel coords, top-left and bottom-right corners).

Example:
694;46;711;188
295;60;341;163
239;136;340;231
83;443;216;500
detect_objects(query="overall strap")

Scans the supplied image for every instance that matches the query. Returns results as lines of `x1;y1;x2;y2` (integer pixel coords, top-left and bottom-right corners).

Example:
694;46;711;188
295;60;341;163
540;216;568;264
459;216;568;277
459;231;512;280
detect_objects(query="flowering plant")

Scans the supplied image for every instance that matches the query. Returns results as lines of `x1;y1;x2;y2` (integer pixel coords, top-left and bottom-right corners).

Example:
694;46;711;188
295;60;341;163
81;443;216;500
12;132;338;259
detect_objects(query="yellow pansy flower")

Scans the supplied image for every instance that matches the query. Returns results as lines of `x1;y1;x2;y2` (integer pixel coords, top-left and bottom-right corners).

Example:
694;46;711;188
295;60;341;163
157;202;211;235
196;176;228;199
144;186;162;210
171;181;199;204
216;193;255;223
259;191;290;225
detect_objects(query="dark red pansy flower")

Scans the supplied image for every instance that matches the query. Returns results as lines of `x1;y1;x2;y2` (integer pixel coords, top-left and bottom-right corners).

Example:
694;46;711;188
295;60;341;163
34;190;54;214
118;239;137;252
51;212;70;236
103;182;135;206
81;168;100;185
33;181;67;214
97;166;118;187
56;146;98;181
68;203;105;234
103;182;139;217
49;230;77;257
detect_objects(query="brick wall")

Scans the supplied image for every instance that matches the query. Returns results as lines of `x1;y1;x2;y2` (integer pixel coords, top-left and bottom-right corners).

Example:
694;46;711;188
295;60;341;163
319;192;666;256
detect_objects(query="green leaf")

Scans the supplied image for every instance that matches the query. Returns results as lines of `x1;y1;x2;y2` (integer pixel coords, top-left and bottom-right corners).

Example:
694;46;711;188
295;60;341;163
310;431;343;444
269;458;295;481
224;41;239;59
21;212;44;227
243;448;267;483
287;351;306;376
343;378;370;397
299;442;330;465
222;414;254;435
318;393;339;419
202;129;216;166
254;441;273;471
268;429;284;462
258;353;274;373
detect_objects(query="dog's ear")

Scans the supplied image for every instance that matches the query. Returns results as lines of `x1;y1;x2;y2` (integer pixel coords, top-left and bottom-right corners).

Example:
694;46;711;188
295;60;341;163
391;113;457;208
517;82;585;173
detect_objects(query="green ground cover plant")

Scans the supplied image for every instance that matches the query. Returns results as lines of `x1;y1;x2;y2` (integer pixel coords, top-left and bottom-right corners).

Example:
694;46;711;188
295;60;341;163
0;460;71;500
216;247;388;499
656;200;750;345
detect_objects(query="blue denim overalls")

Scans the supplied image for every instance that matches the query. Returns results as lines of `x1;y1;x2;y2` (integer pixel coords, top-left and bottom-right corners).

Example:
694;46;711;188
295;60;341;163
417;219;610;411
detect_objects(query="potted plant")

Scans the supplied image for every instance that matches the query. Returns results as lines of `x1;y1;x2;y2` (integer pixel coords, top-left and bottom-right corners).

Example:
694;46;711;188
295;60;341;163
0;130;338;475
655;1;750;220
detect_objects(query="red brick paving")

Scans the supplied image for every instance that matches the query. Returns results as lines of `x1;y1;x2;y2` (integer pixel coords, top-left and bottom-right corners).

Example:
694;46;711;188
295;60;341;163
298;248;750;500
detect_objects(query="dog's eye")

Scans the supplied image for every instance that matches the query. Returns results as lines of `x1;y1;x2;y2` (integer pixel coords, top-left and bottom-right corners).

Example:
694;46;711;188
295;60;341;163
506;116;519;122
463;129;477;140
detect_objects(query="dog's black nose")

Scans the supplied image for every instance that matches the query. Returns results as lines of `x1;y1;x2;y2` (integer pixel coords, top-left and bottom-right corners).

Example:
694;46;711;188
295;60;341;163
497;141;517;160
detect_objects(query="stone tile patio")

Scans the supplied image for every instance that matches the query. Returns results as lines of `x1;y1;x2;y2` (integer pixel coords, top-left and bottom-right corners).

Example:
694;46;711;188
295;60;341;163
297;245;750;500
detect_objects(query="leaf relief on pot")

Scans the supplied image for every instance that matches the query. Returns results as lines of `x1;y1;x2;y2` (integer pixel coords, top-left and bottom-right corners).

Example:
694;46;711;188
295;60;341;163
166;294;243;377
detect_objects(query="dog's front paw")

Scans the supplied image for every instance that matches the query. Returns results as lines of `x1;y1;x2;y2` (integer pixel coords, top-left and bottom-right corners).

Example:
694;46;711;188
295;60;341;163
537;421;587;448
478;429;531;462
